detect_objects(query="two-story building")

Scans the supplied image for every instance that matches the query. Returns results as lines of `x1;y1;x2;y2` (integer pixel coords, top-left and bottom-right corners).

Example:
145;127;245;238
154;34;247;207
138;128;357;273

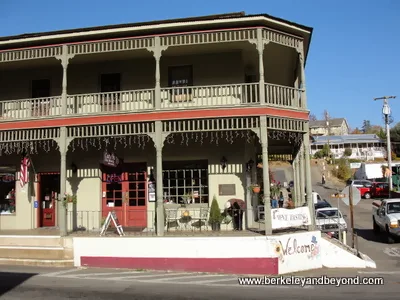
0;12;313;235
310;118;349;136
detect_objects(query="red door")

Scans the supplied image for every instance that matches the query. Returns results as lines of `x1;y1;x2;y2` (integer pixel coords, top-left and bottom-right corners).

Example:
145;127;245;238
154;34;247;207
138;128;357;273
38;173;59;227
102;164;147;228
125;171;147;228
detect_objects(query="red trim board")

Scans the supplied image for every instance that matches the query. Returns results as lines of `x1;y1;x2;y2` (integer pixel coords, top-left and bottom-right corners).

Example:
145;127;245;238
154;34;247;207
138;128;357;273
0;107;308;131
80;257;279;275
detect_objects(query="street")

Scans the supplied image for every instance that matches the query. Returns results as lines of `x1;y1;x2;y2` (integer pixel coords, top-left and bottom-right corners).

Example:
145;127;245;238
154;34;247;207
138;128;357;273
0;265;398;299
312;181;400;271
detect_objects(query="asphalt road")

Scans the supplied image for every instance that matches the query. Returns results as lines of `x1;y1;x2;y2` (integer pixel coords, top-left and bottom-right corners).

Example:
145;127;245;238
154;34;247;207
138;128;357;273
0;265;398;299
313;182;400;271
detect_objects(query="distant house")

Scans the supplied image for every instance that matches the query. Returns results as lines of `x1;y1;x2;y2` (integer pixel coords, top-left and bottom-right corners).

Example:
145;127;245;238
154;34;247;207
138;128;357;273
310;134;386;161
310;118;349;136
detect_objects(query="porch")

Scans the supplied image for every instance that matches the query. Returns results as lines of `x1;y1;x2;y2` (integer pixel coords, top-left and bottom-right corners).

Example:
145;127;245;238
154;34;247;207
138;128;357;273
0;30;306;121
0;116;312;235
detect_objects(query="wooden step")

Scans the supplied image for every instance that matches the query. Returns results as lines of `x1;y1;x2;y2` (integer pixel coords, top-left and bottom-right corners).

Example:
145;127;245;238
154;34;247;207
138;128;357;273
0;235;62;247
0;258;74;267
0;246;67;260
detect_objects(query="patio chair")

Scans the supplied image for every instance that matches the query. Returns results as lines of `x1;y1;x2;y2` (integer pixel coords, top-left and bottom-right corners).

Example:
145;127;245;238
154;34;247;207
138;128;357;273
198;207;209;231
165;208;179;231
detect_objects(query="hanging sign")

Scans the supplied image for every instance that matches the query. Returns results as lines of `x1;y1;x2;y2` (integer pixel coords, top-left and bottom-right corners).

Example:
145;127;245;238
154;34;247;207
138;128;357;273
106;173;122;183
103;151;120;167
100;211;124;236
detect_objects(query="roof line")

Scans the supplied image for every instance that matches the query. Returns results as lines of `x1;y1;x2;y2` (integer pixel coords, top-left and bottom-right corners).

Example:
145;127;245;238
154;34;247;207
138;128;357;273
0;12;311;42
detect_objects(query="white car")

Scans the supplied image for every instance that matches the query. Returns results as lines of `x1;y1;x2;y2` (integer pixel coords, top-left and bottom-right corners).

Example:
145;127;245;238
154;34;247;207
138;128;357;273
315;207;347;238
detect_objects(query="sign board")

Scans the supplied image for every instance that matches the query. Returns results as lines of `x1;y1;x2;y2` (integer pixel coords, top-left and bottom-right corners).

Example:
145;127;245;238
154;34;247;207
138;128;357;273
269;231;322;274
271;207;311;229
100;211;125;236
218;184;236;196
350;163;361;169
103;151;120;167
341;186;361;206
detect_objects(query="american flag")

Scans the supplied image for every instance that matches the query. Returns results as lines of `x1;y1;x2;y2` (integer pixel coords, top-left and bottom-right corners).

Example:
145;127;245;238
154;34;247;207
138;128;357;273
20;155;30;188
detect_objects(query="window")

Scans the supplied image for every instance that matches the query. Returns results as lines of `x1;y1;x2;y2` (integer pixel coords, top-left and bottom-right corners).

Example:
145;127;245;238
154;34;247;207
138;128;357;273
168;66;193;102
100;73;121;111
31;79;51;117
0;167;16;214
162;160;208;204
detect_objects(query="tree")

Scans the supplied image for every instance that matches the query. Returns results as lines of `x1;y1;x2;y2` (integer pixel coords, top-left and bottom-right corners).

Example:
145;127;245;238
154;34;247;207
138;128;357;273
351;127;362;134
390;122;400;156
362;120;371;134
309;114;317;121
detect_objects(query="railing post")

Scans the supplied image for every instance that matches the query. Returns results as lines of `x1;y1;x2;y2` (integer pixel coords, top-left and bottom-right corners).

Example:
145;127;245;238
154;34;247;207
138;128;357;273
55;127;73;236
148;37;168;110
56;45;75;116
149;121;168;236
303;123;315;230
260;116;272;234
257;28;266;105
297;43;307;109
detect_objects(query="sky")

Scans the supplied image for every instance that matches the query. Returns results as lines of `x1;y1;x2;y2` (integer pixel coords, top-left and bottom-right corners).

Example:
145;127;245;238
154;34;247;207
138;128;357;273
0;0;399;130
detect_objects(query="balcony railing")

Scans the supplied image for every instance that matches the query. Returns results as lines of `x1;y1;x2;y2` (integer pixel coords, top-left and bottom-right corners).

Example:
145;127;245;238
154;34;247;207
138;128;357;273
0;82;303;121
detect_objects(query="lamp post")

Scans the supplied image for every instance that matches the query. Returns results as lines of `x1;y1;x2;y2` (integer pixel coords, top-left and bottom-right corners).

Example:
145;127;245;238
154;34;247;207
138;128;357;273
374;96;396;192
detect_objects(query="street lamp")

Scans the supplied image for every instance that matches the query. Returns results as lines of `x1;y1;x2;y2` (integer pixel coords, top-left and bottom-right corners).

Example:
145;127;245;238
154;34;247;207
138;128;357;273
374;96;396;192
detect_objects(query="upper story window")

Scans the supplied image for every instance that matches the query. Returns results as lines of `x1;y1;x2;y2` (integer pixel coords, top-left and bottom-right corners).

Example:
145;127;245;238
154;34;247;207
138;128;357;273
168;66;193;102
100;73;121;111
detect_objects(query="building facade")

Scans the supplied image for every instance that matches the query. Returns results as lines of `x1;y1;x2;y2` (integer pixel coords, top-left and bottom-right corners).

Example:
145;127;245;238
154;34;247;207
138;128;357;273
0;12;313;235
310;134;386;160
310;118;349;136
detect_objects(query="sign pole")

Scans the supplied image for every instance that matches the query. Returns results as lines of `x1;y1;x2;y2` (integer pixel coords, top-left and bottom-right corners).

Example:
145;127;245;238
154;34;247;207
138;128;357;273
349;183;355;248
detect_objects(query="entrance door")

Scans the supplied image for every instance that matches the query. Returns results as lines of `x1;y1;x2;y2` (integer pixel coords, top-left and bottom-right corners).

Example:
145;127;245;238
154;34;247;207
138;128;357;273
38;173;59;227
102;163;147;228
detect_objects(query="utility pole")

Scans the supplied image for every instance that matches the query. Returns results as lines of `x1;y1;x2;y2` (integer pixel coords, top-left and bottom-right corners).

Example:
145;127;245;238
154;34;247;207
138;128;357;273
374;96;396;192
324;110;332;168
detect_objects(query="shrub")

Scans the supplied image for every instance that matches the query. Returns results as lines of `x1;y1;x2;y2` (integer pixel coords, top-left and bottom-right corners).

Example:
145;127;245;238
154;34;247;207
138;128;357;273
335;158;351;181
343;148;352;157
208;196;222;225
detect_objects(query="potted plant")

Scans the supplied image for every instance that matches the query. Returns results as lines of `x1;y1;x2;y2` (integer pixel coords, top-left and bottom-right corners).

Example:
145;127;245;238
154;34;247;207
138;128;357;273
63;193;77;207
250;184;261;194
208;196;222;231
182;192;192;207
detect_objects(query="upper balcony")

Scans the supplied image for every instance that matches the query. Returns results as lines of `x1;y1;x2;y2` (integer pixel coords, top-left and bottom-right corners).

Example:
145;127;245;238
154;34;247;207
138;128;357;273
0;26;308;123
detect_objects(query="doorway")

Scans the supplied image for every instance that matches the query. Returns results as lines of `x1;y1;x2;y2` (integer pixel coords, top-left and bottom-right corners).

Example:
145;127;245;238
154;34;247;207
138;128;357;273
101;163;147;228
38;173;60;227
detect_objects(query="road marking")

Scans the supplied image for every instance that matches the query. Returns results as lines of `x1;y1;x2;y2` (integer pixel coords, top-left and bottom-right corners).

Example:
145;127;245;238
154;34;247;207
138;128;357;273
43;268;80;277
108;272;190;280
65;270;144;277
383;248;400;257
150;274;229;282
358;271;400;275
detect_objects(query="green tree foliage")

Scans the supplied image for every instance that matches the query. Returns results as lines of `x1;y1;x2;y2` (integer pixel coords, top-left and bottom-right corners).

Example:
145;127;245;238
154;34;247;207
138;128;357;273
335;158;351;181
314;144;331;159
343;148;352;157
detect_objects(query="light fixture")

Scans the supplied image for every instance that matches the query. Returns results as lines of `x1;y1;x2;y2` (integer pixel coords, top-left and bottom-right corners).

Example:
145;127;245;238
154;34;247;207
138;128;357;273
246;159;254;172
220;156;228;171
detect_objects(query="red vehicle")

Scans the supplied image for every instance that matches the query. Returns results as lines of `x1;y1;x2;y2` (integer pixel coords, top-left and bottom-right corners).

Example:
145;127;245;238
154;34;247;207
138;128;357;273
370;182;390;198
357;182;389;199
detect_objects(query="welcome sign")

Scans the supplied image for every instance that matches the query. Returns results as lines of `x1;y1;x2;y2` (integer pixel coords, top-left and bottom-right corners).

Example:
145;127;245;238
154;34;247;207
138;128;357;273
271;207;311;229
269;231;322;274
